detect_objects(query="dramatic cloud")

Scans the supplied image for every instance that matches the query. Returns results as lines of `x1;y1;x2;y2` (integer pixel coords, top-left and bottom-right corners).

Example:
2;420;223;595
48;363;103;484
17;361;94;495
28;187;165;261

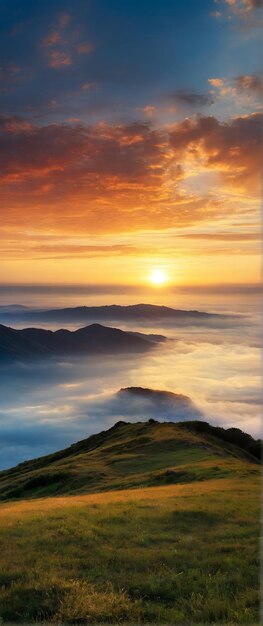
0;117;163;178
169;113;262;192
0;110;260;244
0;116;185;233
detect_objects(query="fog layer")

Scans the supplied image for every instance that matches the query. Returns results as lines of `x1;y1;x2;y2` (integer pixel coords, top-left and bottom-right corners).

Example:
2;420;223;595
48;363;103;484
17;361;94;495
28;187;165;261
0;298;261;469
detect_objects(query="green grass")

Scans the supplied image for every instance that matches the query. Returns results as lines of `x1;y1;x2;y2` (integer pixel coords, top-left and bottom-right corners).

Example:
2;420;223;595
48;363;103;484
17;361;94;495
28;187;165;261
0;421;260;623
0;476;260;624
0;421;260;501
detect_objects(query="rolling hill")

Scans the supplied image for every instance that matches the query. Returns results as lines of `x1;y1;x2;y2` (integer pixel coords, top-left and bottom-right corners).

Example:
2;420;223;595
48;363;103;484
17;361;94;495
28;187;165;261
0;323;163;361
0;416;260;623
0;418;260;502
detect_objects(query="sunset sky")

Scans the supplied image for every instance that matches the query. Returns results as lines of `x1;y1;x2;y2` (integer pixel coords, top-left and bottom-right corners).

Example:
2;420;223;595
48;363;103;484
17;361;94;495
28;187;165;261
1;0;262;288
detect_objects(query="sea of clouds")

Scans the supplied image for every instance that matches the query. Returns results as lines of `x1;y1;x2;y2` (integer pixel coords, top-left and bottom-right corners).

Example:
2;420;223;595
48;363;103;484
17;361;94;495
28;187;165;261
0;297;261;469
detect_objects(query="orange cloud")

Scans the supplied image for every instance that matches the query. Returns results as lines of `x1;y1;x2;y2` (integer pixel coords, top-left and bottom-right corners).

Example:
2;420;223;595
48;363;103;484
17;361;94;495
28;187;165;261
0;113;260;241
209;74;263;99
208;77;236;97
169;113;262;193
208;78;224;88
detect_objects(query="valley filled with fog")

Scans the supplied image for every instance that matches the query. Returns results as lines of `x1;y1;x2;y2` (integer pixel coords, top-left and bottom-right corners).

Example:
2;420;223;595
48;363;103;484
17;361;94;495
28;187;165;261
0;288;260;470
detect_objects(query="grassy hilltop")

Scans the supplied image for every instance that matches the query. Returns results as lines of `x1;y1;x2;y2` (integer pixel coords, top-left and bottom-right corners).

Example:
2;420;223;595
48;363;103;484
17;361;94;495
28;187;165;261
0;418;260;501
0;419;261;624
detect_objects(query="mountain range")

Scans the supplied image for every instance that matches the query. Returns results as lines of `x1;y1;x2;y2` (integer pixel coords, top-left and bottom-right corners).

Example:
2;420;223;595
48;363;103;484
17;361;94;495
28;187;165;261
0;323;163;361
0;303;233;326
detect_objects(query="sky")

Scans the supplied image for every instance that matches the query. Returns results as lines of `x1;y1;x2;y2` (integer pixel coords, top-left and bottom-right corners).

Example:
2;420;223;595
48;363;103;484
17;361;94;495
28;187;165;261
0;0;262;288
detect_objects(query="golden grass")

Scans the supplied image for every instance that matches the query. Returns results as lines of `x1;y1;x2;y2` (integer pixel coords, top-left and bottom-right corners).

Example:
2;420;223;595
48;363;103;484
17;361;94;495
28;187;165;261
0;476;260;623
0;476;258;519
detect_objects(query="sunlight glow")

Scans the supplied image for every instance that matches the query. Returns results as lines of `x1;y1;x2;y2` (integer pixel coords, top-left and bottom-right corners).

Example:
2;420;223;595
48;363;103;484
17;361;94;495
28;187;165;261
150;269;167;286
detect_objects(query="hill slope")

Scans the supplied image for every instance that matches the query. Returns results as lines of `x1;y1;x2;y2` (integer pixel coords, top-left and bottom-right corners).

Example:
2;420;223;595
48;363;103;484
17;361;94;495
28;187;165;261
0;323;161;361
0;419;260;501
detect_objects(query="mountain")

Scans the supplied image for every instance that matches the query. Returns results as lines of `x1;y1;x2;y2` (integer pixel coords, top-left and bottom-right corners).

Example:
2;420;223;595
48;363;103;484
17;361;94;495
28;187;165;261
0;418;260;502
116;386;203;420
0;323;162;362
0;303;233;326
0;304;28;312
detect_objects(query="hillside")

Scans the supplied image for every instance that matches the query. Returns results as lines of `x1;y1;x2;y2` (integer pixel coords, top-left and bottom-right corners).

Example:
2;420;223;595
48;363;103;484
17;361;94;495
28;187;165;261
0;418;260;502
0;323;162;361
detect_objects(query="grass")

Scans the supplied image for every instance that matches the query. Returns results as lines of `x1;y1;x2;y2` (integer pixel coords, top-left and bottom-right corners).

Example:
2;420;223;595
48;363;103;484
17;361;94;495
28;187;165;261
0;421;260;501
0;476;260;624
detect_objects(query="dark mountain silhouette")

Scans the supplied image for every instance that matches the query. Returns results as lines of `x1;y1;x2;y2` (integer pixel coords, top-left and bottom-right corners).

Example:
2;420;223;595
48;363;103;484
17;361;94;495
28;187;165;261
117;386;203;420
0;323;162;362
0;303;234;326
0;417;260;501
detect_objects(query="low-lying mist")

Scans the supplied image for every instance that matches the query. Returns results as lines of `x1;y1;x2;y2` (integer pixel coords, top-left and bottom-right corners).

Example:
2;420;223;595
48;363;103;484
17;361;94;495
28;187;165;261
0;309;261;469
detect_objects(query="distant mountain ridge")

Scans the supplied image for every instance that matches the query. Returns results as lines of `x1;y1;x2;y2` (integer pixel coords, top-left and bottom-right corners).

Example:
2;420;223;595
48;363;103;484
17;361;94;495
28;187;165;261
0;303;233;326
0;323;162;361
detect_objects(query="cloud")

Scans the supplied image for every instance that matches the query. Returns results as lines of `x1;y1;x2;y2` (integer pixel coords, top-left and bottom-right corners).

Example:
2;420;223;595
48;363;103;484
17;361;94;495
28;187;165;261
208;74;263;101
0;63;25;91
48;50;72;68
212;0;263;26
235;74;263;95
179;232;260;241
208;77;235;97
81;82;98;91
0;116;179;233
77;42;94;54
0;112;260;239
42;31;64;47
165;90;214;108
0;242;144;261
140;105;156;117
0;116;165;182
169;112;262;193
210;10;222;17
58;13;71;28
222;0;263;13
228;0;262;9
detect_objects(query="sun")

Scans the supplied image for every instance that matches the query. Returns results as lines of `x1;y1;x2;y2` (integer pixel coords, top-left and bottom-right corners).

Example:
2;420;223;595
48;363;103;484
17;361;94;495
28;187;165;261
150;269;167;286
